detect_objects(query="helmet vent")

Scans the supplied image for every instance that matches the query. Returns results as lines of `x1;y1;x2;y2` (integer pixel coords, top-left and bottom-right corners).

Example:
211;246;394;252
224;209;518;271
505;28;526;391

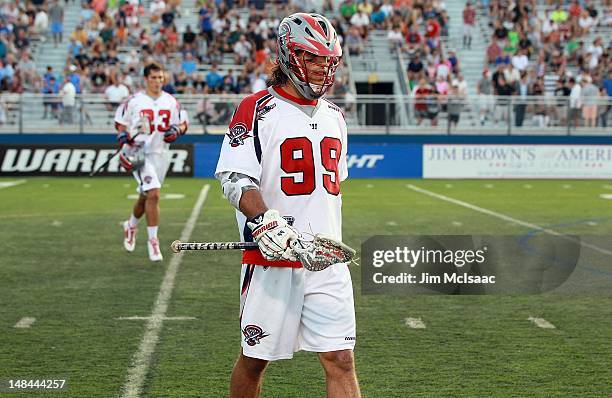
292;18;302;25
318;21;328;36
304;27;314;38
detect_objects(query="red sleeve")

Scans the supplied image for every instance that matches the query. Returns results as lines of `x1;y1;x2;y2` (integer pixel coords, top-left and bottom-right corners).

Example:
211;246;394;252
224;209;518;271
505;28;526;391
228;89;271;133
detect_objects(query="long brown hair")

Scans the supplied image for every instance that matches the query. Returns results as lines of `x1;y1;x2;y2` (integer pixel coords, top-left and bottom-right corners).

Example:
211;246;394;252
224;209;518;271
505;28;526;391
266;63;288;87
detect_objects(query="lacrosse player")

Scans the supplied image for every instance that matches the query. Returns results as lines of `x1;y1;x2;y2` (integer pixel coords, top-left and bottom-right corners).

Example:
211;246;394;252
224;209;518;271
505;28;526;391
115;62;188;262
215;13;361;398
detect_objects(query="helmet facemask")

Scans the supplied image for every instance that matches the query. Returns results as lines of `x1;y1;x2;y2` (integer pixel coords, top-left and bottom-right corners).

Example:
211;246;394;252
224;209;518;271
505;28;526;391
288;48;340;99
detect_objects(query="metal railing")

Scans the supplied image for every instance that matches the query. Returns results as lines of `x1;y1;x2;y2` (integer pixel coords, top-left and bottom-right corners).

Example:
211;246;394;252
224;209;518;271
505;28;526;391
0;93;610;135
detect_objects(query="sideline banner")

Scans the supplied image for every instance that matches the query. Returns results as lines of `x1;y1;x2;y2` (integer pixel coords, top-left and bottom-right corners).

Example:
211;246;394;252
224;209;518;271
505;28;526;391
0;144;193;176
423;144;612;179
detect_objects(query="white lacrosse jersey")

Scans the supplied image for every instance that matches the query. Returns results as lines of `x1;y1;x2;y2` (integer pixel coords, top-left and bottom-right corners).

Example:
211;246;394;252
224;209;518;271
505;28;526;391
114;91;184;154
215;86;348;267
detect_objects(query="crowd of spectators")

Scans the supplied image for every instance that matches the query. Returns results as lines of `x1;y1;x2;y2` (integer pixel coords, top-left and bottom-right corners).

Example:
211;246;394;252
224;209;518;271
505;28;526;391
478;0;612;128
0;0;356;126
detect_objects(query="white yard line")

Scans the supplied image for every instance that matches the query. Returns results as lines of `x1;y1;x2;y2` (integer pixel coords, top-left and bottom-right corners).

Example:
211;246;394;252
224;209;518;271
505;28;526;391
406;184;612;257
14;317;36;328
116;316;196;321
120;184;210;398
528;316;556;329
404;317;426;329
0;179;26;190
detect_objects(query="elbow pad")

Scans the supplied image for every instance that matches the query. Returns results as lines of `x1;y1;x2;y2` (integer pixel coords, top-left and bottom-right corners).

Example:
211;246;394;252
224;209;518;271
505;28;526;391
217;171;259;209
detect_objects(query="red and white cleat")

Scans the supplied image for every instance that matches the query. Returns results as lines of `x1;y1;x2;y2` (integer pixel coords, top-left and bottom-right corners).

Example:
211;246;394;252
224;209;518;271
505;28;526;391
147;237;163;262
123;221;137;252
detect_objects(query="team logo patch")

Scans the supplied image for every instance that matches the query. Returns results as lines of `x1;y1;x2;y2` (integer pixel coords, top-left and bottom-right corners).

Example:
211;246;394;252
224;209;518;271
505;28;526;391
242;324;269;346
256;103;276;121
227;123;252;147
144;176;153;184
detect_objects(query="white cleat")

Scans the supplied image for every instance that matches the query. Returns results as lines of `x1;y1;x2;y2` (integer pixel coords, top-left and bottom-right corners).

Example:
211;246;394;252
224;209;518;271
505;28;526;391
123;221;137;252
147;237;163;262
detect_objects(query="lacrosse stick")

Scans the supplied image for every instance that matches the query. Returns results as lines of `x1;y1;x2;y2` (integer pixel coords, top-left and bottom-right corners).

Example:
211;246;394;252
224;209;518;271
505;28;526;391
170;235;357;272
88;114;151;177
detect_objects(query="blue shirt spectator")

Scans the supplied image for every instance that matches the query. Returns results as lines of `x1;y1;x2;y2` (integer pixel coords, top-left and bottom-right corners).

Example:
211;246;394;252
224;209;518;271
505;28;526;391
199;7;212;33
68;68;81;94
42;78;60;94
68;39;82;58
181;54;197;76
206;66;223;90
371;9;385;24
603;72;612;97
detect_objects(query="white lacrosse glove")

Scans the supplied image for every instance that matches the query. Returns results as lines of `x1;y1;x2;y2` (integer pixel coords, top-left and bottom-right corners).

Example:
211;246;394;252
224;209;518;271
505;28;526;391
247;209;298;261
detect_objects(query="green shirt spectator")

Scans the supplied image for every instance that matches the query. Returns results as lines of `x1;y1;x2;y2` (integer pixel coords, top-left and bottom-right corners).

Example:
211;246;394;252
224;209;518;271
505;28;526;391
340;1;357;21
551;8;568;23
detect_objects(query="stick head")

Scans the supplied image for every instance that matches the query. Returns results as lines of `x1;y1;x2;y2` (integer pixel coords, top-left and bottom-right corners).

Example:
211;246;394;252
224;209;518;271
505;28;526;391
291;235;357;271
170;240;182;253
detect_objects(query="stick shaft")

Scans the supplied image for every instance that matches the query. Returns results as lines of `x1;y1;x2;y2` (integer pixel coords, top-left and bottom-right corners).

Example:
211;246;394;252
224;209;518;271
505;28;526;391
171;240;258;253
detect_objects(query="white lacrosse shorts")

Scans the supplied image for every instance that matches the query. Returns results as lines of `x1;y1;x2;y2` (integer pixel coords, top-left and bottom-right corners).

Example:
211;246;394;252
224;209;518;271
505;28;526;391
239;263;356;361
132;153;170;194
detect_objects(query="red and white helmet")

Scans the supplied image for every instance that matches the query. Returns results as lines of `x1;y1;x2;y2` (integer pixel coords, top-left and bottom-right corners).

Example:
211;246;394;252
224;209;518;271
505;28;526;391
277;13;342;100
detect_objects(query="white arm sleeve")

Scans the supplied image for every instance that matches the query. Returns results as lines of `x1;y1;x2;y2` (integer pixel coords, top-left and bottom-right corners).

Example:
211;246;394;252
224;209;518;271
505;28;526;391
217;171;259;209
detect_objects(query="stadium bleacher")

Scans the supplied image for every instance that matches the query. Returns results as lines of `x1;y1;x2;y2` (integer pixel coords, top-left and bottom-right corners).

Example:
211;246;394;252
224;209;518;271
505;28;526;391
0;0;610;134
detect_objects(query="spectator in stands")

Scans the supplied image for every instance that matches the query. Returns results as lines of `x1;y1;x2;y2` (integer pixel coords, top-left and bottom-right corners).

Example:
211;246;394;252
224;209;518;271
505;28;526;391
161;6;176;28
233;34;252;64
477;68;493;125
553;78;571;126
495;74;514;123
435;74;449;111
447;50;460;75
511;49;529;72
14;29;30;52
486;39;502;65
370;3;386;29
67;64;81;94
34;7;48;42
49;0;64;48
463;1;476;49
182;52;197;76
568;77;582;128
350;7;370;39
42;75;60;120
346;26;364;56
514;73;529;127
59;75;76;125
413;78;438;126
447;82;463;130
17;52;37;89
0;59;14;85
387;24;403;50
453;73;468;97
582;76;600;127
601;69;612;127
182;25;197;53
206;63;222;92
104;76;129;111
405;24;422;56
425;16;441;50
407;54;424;82
340;0;357;24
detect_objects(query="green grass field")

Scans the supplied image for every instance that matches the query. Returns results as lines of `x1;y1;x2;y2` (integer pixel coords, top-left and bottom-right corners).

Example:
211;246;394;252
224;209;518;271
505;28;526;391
1;177;611;397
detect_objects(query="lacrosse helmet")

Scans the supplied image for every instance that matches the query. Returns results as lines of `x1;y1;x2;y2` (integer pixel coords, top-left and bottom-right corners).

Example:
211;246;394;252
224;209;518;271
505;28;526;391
277;13;342;100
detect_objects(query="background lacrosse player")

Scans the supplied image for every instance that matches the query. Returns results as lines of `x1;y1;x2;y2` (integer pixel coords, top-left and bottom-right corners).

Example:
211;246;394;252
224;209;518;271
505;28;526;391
215;13;361;398
114;62;188;262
